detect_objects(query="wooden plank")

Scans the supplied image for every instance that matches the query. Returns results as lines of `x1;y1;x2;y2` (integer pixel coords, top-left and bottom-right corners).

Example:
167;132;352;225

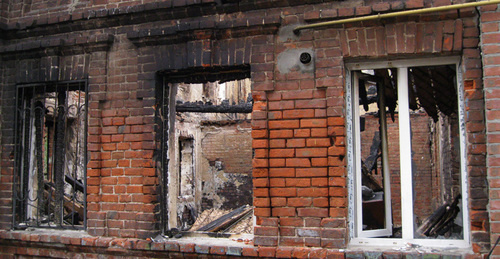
196;205;252;232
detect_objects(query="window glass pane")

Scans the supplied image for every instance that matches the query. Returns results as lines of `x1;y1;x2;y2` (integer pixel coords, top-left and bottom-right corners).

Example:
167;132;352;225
408;65;464;240
357;70;401;237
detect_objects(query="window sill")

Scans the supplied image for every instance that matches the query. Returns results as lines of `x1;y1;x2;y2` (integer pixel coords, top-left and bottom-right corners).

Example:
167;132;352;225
347;242;474;257
0;229;258;257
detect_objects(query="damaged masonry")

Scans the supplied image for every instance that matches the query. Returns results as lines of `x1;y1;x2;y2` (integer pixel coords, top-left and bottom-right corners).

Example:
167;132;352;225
1;0;499;257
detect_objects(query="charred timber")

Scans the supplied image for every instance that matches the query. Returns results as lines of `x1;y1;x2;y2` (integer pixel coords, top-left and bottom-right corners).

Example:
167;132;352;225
176;101;252;113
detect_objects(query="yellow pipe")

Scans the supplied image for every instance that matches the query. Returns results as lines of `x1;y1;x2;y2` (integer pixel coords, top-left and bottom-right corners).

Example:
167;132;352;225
293;0;500;33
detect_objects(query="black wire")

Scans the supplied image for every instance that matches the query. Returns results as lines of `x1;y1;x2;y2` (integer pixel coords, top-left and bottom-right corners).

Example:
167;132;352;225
488;236;500;258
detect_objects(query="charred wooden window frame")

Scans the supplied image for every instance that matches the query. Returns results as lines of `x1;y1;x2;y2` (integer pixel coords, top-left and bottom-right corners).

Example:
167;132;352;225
345;57;470;248
155;65;251;235
12;80;88;230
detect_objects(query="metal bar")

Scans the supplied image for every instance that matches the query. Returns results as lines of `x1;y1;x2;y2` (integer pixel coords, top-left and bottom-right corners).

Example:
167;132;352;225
35;98;45;220
82;79;89;229
293;0;500;33
54;88;67;226
12;87;21;229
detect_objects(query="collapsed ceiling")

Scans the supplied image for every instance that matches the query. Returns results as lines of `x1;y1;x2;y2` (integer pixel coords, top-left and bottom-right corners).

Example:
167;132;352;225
359;65;457;121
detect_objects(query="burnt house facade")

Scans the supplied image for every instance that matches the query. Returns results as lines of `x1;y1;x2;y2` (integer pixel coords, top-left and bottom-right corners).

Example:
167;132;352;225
0;0;499;257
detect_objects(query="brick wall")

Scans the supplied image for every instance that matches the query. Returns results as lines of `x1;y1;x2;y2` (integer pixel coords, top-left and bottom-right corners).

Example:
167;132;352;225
200;121;253;211
0;0;495;257
480;3;500;258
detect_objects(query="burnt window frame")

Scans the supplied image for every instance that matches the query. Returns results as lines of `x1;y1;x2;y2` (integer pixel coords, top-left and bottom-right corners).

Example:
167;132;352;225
12;80;88;230
155;65;252;235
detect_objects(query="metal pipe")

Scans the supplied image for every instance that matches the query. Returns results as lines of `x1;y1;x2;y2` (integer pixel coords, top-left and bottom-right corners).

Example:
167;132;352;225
293;0;500;34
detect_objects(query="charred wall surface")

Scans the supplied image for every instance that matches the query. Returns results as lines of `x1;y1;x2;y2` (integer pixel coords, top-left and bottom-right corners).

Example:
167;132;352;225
0;0;496;257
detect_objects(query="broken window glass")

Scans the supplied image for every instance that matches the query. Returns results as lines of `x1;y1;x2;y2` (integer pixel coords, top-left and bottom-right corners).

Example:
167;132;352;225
157;68;253;237
13;82;87;229
350;58;468;247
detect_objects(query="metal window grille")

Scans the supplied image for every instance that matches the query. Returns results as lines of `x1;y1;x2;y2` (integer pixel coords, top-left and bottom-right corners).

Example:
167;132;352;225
13;81;87;229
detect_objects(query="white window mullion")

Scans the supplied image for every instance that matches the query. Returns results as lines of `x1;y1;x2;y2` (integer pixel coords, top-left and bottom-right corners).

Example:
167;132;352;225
397;67;414;240
352;72;364;238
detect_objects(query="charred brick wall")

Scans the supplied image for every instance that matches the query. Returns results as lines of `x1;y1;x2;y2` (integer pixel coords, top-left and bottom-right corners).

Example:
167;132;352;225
200;121;253;211
0;0;494;257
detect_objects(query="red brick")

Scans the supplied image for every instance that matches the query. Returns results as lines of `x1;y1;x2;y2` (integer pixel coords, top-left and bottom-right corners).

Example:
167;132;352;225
254;208;271;216
288;197;312;207
271;197;287;206
311;128;328;137
270;129;294;138
254;178;269;187
270;158;286;167
270;168;295;177
294;129;311;137
286;158;311;167
312;178;329;187
255;226;279;236
253;139;269;148
258;247;276;257
270;139;286;148
269;120;300;129
276;81;299;90
296;168;327;177
298;208;329;217
280;177;309;188
241;247;259;257
295;99;326;109
268;111;283;120
297;187;328;197
296;148;327;157
272;207;296;216
287;138;305;147
270;188;297;197
312;158;328;167
276;247;294;258
254;168;269;177
283;109;315;119
306;138;331;147
269;100;294;110
282;90;313;100
301;119;327;128
270;178;286;187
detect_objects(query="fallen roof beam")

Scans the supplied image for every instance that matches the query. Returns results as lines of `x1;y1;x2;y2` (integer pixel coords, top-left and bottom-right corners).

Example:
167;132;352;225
196;205;252;232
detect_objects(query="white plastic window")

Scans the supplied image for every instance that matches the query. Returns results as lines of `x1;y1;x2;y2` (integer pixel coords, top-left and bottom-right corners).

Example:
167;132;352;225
347;57;469;248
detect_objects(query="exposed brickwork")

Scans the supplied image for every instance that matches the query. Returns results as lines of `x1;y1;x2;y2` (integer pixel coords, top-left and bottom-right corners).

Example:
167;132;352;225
0;229;480;258
0;0;497;257
480;3;500;258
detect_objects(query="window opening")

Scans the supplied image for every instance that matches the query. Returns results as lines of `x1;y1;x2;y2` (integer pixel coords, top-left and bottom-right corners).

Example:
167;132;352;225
347;58;469;247
157;67;253;237
13;81;87;229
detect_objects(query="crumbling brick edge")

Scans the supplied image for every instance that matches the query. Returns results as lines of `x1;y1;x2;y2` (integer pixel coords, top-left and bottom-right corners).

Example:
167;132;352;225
0;230;481;258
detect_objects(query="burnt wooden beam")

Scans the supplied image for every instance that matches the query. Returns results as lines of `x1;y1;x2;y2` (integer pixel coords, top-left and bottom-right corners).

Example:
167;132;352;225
196;205;252;232
44;181;84;221
417;194;461;237
176;101;252;113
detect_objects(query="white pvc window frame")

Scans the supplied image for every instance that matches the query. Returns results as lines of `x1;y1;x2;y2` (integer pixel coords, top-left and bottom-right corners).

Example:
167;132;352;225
346;57;470;248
